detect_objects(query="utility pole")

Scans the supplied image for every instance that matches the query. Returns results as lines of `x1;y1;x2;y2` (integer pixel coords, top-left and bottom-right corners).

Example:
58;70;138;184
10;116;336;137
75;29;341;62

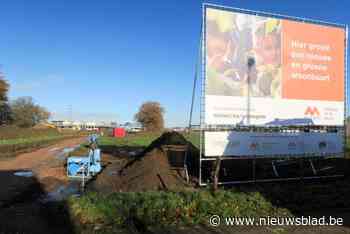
67;105;73;122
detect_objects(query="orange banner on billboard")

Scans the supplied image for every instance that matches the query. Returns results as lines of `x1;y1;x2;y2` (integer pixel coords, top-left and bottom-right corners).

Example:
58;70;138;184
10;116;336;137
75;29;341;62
282;20;345;101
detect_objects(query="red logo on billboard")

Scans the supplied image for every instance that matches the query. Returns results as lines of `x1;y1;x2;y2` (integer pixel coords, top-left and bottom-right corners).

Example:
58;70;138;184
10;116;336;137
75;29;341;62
304;106;320;117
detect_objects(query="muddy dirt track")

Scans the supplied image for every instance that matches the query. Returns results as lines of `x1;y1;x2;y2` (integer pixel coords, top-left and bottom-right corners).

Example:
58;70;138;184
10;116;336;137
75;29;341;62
0;137;85;234
0;137;85;192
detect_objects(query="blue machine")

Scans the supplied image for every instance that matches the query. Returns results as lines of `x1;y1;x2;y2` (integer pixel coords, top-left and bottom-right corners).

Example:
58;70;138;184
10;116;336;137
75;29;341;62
67;135;102;180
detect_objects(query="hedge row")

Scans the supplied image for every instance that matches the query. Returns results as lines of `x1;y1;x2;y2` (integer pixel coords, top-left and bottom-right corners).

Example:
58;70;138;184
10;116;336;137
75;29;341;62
0;135;79;158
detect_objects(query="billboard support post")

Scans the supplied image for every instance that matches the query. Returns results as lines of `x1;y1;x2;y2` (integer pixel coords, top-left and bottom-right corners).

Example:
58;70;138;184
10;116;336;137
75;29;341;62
247;61;250;125
198;4;207;186
188;28;202;130
252;157;256;182
309;159;317;175
247;57;255;126
187;16;204;185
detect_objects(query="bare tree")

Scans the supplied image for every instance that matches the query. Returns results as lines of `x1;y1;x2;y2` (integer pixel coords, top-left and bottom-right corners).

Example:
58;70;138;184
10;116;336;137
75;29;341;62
0;73;12;125
0;103;12;125
0;78;9;102
11;97;50;128
134;101;165;132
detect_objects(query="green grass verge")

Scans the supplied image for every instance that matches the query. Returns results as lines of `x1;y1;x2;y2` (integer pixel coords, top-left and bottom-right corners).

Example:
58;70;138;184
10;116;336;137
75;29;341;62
0;125;87;158
0;134;72;145
68;190;291;228
0;125;63;140
183;131;200;149
98;131;200;149
0;135;80;158
98;132;161;148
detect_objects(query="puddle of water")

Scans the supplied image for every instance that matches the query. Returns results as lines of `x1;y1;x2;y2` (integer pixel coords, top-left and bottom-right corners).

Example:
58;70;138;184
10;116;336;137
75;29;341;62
14;171;33;177
56;145;80;160
62;147;75;153
108;171;119;176
49;147;60;152
41;182;81;202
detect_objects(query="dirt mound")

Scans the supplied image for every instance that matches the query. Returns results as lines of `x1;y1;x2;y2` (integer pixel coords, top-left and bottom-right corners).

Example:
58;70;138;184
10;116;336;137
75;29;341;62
88;131;199;192
32;123;56;129
129;131;199;175
117;148;189;191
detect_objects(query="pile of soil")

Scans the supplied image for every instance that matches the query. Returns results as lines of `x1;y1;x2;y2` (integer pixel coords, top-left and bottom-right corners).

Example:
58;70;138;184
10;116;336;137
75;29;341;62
118;148;189;191
88;131;199;192
126;131;199;174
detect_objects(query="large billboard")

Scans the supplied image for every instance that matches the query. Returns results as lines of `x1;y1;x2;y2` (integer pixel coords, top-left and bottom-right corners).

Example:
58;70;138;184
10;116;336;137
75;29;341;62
204;6;346;126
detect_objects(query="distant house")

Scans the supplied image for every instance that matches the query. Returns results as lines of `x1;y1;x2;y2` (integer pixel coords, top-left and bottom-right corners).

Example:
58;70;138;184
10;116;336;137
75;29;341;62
50;120;97;131
51;120;73;129
81;122;98;131
96;121;118;128
121;122;143;132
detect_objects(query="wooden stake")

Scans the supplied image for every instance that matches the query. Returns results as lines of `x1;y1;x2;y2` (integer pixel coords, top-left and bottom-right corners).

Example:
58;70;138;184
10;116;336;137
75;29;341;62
212;157;222;192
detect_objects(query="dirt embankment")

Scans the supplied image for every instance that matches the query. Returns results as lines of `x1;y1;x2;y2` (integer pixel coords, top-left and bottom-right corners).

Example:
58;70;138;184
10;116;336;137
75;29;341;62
88;132;199;192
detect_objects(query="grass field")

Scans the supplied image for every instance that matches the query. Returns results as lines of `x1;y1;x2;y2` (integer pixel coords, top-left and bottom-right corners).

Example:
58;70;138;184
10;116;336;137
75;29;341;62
98;131;200;148
0;126;59;140
98;132;161;147
0;134;73;145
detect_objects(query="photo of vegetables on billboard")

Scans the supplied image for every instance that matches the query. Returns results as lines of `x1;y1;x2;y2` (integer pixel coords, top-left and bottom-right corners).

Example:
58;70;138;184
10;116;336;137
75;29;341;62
204;6;345;126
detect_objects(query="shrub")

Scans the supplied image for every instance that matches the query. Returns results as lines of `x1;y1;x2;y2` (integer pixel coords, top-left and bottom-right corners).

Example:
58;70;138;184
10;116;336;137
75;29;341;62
68;190;292;228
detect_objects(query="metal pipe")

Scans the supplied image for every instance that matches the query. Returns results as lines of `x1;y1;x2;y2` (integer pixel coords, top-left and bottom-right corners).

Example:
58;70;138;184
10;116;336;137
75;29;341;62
199;174;344;186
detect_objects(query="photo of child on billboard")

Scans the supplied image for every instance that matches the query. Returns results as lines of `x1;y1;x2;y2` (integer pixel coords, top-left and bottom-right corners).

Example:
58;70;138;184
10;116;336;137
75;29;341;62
206;8;282;98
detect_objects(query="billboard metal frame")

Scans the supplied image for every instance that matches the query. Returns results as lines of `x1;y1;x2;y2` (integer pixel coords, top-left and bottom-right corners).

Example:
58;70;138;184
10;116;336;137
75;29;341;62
192;3;348;186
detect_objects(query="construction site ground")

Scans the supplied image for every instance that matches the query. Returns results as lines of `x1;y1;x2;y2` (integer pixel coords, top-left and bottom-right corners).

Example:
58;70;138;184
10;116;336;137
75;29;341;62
1;132;350;233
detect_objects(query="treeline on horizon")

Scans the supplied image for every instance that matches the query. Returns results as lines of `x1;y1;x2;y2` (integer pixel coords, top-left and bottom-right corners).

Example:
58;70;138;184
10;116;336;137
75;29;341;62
0;71;166;132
